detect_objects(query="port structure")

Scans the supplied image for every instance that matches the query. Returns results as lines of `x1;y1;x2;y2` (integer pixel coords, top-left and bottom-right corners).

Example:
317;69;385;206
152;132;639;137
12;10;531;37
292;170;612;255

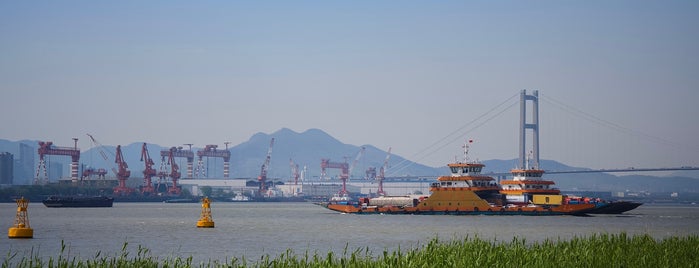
376;147;392;196
289;158;300;185
140;143;157;195
35;139;80;184
195;143;232;178
84;134;115;181
257;138;275;196
112;145;134;196
158;147;182;195
160;146;194;178
81;166;107;181
321;147;364;196
519;89;540;169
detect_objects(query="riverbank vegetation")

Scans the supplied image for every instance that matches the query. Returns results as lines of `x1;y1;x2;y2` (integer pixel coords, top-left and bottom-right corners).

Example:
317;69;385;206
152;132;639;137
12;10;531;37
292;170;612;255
4;233;698;267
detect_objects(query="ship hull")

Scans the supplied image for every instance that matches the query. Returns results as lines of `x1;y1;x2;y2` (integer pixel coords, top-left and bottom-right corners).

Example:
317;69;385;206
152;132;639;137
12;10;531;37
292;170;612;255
324;189;597;216
325;203;595;216
42;196;114;208
588;201;642;214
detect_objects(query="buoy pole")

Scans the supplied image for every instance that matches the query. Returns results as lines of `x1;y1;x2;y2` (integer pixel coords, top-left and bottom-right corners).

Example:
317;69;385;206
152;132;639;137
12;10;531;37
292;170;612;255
8;197;33;239
196;196;214;228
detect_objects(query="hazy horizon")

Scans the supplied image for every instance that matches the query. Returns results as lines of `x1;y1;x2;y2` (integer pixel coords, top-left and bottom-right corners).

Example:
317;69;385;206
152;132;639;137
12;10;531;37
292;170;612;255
2;1;698;170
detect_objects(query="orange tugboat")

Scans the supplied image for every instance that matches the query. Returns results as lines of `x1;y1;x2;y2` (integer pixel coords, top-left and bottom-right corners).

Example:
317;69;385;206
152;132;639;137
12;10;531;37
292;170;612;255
324;142;596;216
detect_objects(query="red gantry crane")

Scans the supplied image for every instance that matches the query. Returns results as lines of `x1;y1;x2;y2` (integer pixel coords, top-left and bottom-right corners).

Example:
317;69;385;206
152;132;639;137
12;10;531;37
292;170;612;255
321;147;364;196
195;143;232;178
160;146;194;178
257;138;275;195
140;143;157;195
35;139;81;184
112;145;134;195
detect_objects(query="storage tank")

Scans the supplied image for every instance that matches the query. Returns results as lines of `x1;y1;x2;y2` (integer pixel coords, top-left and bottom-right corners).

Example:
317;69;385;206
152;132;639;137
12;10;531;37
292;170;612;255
368;196;415;207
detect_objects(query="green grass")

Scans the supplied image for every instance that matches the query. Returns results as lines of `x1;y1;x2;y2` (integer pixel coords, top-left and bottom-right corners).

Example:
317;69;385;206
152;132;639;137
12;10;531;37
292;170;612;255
4;233;698;268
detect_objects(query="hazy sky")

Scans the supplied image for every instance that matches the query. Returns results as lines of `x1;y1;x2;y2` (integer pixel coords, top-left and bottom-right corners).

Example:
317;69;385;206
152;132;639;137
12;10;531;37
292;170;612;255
2;1;698;170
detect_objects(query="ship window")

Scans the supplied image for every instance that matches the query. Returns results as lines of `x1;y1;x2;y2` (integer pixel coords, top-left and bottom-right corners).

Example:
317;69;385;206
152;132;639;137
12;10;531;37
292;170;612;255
451;167;460;173
447;182;452;186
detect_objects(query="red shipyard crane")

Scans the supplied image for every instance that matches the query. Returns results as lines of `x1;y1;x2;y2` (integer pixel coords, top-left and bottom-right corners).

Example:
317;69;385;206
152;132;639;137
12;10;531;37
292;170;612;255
257;138;275;195
112;145;134;195
195;143;232;178
85;134;135;195
160;146;194;178
289;158;300;185
140;143;157;195
159;147;182;195
35;139;80;184
321;147;364;196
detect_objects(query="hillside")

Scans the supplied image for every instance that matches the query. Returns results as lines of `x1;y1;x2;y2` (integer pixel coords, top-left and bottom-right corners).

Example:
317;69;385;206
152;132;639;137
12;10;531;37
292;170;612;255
2;128;698;193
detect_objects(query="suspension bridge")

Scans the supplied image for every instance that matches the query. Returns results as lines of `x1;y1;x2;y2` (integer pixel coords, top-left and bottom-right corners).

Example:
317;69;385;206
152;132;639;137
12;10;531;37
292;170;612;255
387;90;699;178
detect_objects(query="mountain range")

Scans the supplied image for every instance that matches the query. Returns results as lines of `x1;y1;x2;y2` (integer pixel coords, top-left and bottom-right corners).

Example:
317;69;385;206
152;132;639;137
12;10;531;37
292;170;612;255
2;128;698;193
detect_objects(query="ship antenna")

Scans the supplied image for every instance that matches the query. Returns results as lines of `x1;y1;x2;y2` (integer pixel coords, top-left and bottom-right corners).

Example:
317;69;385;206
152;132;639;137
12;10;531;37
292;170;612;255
463;139;473;163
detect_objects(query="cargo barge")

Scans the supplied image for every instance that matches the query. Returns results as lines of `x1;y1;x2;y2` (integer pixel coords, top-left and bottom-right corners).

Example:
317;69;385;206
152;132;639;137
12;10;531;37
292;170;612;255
42;195;114;208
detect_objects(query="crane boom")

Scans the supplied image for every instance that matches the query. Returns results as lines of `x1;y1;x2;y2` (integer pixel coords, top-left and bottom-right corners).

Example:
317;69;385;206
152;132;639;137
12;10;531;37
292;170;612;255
377;147;391;196
140;143;157;195
257;138;275;195
112;145;134;195
348;147;365;179
86;133;118;176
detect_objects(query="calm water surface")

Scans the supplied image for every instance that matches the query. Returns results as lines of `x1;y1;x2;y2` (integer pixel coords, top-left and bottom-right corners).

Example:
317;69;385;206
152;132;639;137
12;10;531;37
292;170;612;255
2;202;698;263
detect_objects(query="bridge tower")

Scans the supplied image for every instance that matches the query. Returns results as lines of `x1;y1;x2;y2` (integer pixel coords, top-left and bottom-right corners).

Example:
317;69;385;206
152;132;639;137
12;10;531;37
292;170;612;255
519;89;539;169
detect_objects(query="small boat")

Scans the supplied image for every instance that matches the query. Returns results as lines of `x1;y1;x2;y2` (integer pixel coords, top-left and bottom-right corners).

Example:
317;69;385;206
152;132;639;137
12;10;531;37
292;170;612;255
163;198;199;203
42;195;114;208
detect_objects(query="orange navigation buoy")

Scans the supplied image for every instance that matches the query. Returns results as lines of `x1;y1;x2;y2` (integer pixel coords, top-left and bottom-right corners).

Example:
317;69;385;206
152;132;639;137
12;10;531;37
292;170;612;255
8;197;33;239
196;196;214;228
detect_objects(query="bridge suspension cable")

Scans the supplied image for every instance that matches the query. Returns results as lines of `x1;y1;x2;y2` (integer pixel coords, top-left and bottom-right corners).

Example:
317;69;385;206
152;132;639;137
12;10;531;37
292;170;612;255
540;93;699;154
388;92;519;177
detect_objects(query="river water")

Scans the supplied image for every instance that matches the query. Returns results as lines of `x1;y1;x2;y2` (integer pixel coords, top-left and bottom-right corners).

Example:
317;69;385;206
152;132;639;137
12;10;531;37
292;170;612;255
2;202;698;264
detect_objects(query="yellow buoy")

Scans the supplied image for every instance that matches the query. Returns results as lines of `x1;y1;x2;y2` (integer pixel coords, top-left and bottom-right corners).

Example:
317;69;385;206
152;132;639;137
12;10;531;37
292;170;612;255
196;196;214;228
8;197;33;239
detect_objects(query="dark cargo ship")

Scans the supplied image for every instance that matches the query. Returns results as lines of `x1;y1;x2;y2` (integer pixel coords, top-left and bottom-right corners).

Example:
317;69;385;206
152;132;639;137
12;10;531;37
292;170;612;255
42;196;114;208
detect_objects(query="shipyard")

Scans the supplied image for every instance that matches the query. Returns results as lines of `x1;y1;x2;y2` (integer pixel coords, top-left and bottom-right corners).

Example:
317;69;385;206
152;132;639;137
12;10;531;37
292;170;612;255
2;1;699;266
2;91;694;212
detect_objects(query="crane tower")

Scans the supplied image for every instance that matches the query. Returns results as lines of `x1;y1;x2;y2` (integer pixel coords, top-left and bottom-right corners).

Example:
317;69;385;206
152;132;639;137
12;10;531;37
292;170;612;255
377;147;392;196
195;143;232;178
140;143;157;195
258;138;275;195
160;146;194;178
112;145;134;195
35;139;80;184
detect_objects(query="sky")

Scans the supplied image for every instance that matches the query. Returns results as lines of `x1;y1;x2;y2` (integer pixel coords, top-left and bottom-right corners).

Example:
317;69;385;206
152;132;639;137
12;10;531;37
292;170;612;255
1;1;698;170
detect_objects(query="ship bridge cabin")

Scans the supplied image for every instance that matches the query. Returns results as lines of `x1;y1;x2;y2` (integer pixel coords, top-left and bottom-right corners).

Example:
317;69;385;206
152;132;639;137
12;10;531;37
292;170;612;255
501;169;559;193
448;163;484;176
511;169;545;181
430;162;498;189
